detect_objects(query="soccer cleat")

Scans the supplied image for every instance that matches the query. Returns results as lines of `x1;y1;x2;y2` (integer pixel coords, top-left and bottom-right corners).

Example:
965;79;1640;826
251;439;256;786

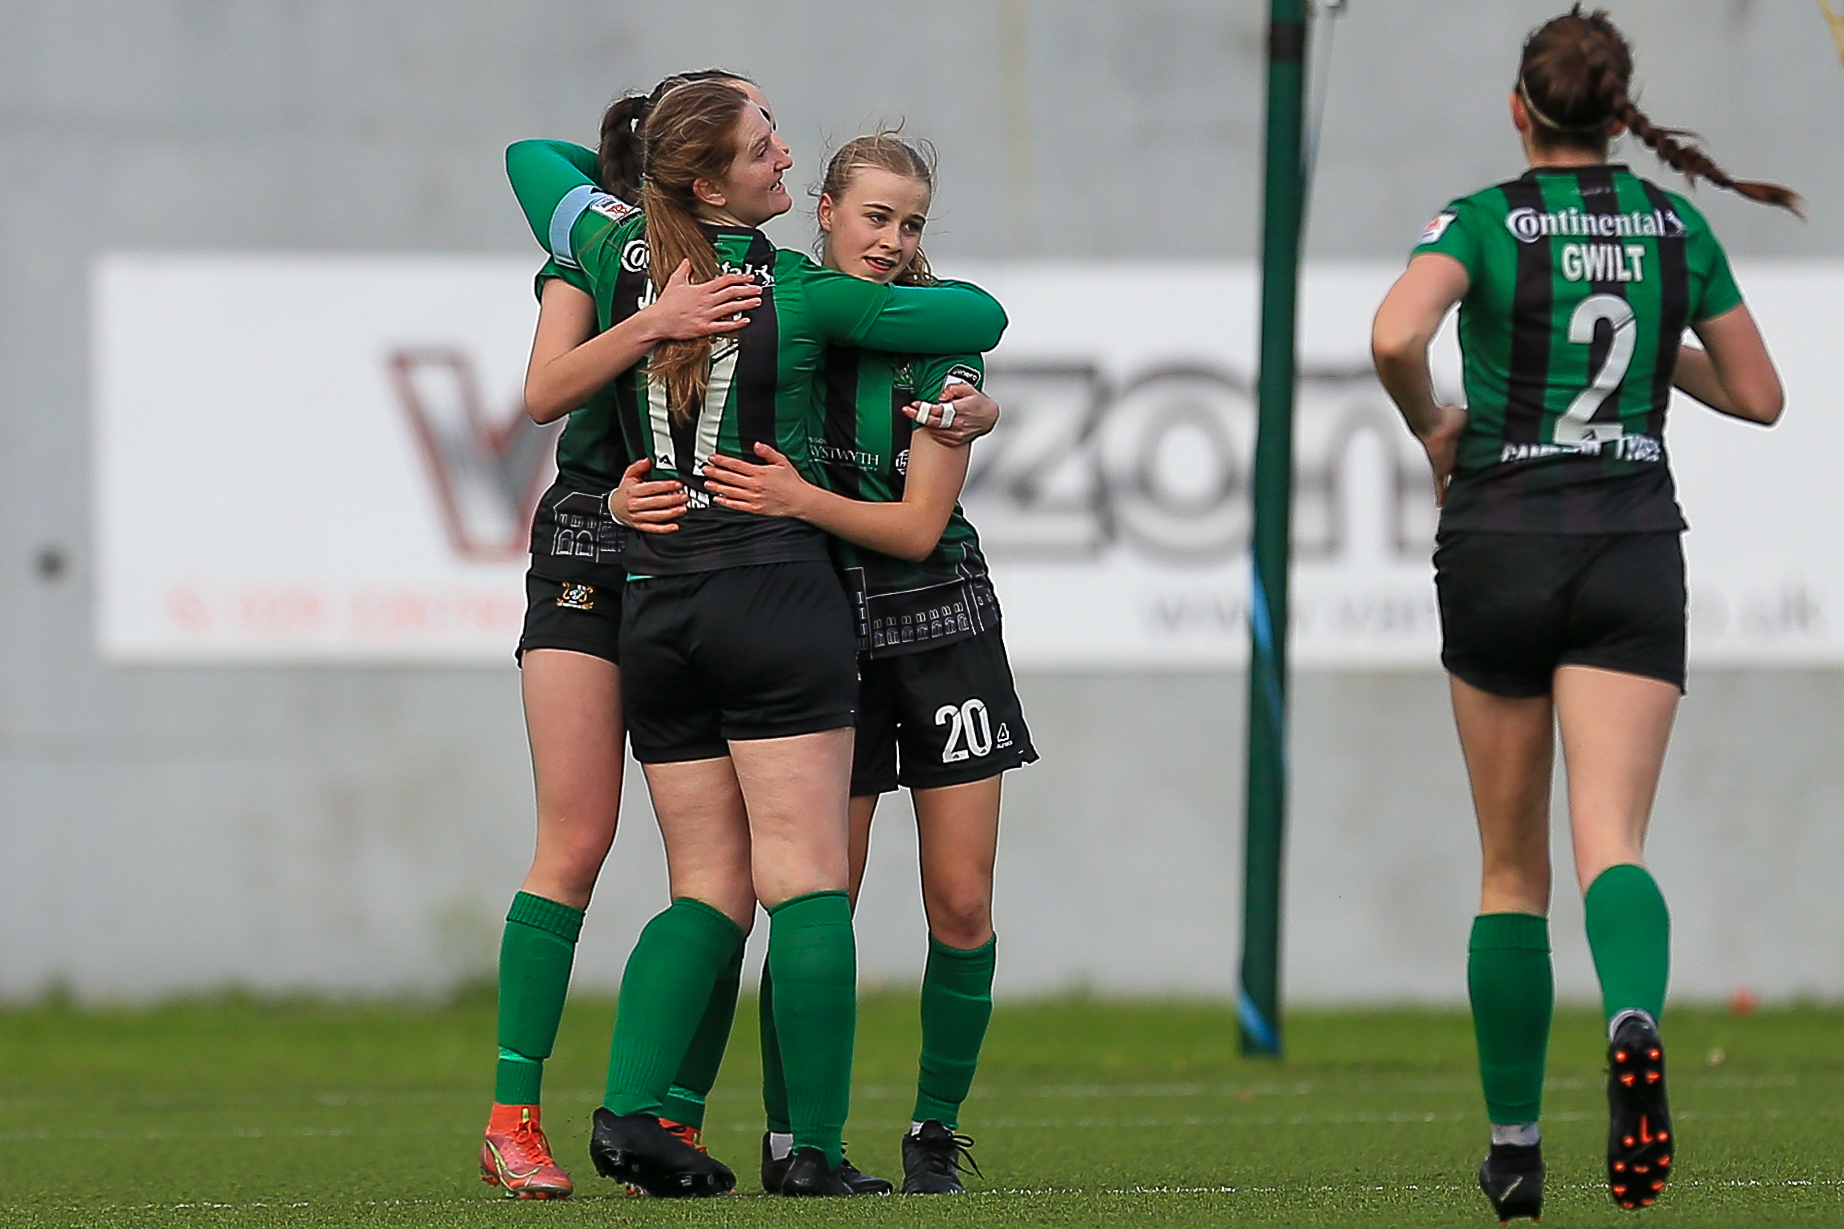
660;1117;707;1152
480;1103;573;1200
780;1145;893;1196
624;1118;710;1196
901;1120;982;1194
587;1107;735;1198
1606;1014;1674;1210
1477;1141;1544;1224
761;1134;892;1195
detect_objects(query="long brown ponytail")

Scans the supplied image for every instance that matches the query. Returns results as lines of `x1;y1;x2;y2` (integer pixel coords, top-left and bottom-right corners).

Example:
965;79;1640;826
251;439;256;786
639;79;752;423
1519;5;1801;215
595;68;756;201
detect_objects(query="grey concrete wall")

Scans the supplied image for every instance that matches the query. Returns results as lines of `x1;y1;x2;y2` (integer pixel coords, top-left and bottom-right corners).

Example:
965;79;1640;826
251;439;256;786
2;1;1841;1001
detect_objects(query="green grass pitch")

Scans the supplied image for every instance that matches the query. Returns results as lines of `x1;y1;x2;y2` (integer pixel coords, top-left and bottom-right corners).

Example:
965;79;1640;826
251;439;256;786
2;993;1838;1227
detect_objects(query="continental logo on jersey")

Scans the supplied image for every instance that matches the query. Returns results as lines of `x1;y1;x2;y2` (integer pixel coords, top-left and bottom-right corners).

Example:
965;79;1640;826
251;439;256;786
944;363;982;390
621;238;650;273
587;193;638;224
1505;206;1686;244
1417;212;1456;245
555;581;596;611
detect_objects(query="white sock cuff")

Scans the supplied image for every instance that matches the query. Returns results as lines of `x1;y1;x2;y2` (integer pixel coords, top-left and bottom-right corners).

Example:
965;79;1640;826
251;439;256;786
1490;1121;1541;1147
767;1131;794;1160
1608;1007;1657;1041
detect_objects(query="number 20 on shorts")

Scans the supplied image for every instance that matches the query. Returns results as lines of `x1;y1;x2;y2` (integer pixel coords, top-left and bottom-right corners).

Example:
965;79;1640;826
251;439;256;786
936;698;993;763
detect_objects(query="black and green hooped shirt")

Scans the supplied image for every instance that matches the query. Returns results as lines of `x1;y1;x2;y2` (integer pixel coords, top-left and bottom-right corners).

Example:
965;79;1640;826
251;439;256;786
813;348;998;656
1413;164;1743;534
504;139;1008;577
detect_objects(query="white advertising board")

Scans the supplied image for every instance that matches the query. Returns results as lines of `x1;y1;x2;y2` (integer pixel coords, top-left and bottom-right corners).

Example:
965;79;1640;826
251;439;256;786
93;254;1843;667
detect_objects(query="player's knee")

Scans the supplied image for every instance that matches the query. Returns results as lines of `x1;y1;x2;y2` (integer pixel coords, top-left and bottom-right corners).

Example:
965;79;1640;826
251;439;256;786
923;884;993;950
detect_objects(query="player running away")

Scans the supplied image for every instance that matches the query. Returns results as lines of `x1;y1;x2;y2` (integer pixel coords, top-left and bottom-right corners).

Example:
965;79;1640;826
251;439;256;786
1371;6;1793;1222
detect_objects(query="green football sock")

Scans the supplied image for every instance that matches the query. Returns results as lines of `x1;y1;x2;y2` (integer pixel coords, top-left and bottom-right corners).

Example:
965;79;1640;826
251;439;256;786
767;891;856;1167
1585;863;1671;1026
913;935;996;1128
1468;912;1553;1125
659;942;744;1130
758;962;791;1134
603;898;746;1117
494;892;585;1106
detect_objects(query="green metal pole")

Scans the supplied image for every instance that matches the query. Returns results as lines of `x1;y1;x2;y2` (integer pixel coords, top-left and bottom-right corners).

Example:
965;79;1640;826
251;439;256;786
1239;0;1308;1057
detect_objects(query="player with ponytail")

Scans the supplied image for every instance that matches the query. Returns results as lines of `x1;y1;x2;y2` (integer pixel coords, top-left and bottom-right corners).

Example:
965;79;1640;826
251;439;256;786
1371;6;1791;1221
478;68;766;1202
502;80;1007;1199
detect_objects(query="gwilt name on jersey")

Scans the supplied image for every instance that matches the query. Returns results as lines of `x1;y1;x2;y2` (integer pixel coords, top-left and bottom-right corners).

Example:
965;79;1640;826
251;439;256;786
1560;242;1647;283
389;348;560;561
960;363;1438;564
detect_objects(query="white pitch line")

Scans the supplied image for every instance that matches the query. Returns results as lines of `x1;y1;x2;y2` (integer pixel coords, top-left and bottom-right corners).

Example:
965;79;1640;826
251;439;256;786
0;1072;1808;1116
3;1104;1837;1146
15;1177;1843;1214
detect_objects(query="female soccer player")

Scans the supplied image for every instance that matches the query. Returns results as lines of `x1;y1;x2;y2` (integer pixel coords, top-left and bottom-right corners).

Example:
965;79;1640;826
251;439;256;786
697;133;1034;1195
479;69;765;1201
504;80;1007;1197
1371;7;1792;1221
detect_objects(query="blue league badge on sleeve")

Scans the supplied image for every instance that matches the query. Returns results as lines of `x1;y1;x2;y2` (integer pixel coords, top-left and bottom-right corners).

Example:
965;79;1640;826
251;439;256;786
587;193;638;223
1417;211;1457;245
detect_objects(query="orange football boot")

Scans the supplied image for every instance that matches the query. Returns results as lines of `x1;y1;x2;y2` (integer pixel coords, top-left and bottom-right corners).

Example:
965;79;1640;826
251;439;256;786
481;1103;573;1199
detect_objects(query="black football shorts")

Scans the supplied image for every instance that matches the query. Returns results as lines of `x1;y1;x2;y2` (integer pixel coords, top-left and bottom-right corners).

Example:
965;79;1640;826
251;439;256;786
852;627;1038;796
516;569;624;665
620;561;859;762
1435;530;1687;697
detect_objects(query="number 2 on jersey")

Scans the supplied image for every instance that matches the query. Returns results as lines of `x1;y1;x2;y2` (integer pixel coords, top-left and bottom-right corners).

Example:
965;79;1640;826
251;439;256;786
1554;292;1635;445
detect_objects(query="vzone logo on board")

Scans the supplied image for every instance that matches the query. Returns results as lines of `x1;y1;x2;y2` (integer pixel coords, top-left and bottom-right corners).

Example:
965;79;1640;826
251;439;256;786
387;348;560;562
961;363;1439;566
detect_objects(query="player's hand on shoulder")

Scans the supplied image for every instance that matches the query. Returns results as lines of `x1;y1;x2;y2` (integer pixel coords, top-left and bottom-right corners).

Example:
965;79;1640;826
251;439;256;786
644;259;761;342
905;382;998;446
608;457;687;533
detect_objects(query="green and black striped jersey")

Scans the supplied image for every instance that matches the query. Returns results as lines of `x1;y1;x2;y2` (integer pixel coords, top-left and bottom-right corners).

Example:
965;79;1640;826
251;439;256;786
1413;164;1742;533
534;258;633;494
504;139;1008;576
813;348;999;656
526;258;627;582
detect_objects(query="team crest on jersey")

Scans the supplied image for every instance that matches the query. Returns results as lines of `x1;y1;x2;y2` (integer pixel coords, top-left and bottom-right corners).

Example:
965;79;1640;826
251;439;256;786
722;259;776;287
1417;212;1456;245
621;238;650;273
555;581;596;611
587;193;638;224
944;363;982;390
894;448;910;476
